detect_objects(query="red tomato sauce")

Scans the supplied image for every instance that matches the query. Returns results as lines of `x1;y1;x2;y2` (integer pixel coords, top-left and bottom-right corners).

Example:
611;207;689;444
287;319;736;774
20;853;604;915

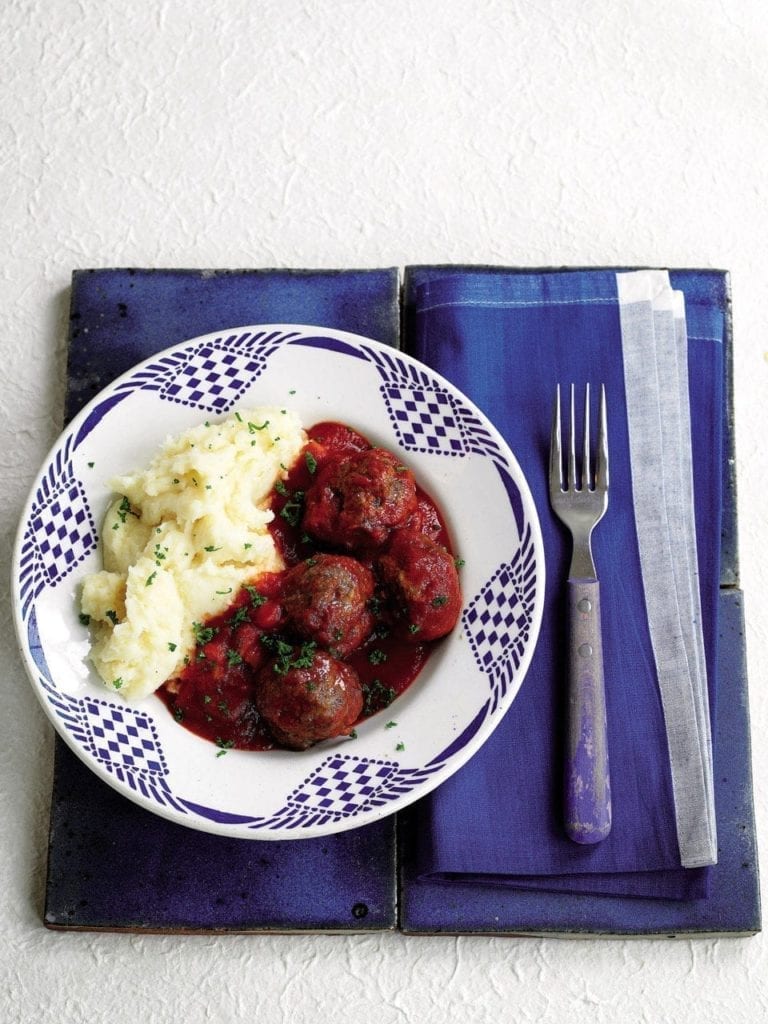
157;422;456;752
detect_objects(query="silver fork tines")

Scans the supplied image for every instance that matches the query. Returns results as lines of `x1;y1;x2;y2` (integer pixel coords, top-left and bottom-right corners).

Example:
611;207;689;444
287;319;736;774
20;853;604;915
549;383;609;580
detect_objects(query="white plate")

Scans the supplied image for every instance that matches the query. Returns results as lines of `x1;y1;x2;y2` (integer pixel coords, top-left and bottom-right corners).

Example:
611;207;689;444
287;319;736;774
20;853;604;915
13;325;545;840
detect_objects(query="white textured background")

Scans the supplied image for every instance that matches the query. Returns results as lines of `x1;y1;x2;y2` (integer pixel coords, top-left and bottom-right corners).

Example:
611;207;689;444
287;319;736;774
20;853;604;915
2;1;766;1021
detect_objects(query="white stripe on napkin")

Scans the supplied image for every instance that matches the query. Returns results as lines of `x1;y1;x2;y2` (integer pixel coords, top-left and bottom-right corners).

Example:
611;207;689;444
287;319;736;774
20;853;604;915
616;270;717;868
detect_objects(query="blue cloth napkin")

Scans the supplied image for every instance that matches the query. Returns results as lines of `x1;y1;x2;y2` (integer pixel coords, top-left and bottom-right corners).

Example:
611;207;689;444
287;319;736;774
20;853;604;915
406;267;724;900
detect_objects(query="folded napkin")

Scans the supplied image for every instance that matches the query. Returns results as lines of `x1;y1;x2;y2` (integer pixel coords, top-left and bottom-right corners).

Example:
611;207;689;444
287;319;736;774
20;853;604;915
406;267;724;900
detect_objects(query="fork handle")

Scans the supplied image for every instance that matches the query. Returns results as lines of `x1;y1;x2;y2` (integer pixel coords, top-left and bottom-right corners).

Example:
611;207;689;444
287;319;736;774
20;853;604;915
565;578;611;844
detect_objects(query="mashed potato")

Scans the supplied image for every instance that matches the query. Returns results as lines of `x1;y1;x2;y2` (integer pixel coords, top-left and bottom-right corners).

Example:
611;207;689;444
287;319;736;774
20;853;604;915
80;408;306;700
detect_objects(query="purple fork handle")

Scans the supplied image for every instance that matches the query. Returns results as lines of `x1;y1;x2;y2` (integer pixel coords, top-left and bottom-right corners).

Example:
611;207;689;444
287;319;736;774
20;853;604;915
565;578;611;844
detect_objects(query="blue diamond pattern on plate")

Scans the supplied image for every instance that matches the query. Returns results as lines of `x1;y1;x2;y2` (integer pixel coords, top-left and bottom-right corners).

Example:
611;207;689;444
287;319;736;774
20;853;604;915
289;755;399;817
463;527;538;706
382;384;466;455
160;339;265;411
81;698;167;777
18;436;97;612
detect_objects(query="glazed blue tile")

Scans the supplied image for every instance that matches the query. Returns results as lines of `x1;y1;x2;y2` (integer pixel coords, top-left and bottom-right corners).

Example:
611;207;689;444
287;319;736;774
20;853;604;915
45;267;399;933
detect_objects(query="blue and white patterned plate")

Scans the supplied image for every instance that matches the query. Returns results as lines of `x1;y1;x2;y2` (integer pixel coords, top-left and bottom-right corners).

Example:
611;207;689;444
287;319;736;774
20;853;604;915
12;325;545;840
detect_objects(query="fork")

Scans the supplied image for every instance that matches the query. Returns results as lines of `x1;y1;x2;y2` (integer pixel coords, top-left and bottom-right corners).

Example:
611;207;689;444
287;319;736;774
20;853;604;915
549;383;611;844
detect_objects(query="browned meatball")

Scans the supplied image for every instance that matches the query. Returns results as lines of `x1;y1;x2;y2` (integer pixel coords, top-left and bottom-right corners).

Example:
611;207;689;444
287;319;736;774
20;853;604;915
255;649;363;750
377;529;462;641
302;447;418;550
281;554;375;657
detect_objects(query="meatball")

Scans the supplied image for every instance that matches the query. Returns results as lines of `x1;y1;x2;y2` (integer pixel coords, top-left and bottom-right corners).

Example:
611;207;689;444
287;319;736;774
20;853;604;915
302;447;418;550
255;649;363;750
281;554;375;657
377;529;462;641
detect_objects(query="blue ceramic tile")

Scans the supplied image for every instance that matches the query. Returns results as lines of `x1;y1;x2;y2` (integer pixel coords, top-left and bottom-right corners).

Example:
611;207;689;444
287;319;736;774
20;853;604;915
45;267;400;933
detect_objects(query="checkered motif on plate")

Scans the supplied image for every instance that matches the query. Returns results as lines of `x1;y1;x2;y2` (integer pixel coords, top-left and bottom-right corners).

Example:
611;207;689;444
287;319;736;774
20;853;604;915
382;385;466;455
160;341;264;411
289;755;398;816
464;560;533;674
82;699;166;777
28;478;96;588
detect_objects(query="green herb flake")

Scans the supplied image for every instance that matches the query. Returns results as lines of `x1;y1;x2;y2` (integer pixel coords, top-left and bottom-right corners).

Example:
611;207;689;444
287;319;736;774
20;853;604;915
204;545;222;552
115;496;138;526
408;623;421;635
78;612;91;627
230;605;249;626
112;677;124;690
226;648;243;667
87;461;95;468
385;721;397;729
305;450;318;474
454;558;466;568
245;585;267;607
248;420;269;433
173;706;184;722
274;480;289;497
145;571;157;587
106;609;119;625
368;648;387;665
168;642;177;652
192;621;217;646
215;738;235;757
431;594;449;607
348;729;358;739
396;741;405;752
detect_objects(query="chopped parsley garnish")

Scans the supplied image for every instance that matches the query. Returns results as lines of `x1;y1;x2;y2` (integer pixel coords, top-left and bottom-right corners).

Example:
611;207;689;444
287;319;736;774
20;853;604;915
204;545;221;552
245;585;267;607
408;623;421;634
106;609;119;625
215;738;234;757
362;679;396;716
368;648;387;665
305;450;318;474
230;605;249;626
454;558;465;568
348;729;358;739
243;542;252;550
192;621;217;646
115;496;138;526
226;648;243;667
248;420;269;433
262;635;317;675
274;480;289;497
431;594;448;607
112;677;124;690
173;706;184;722
396;741;405;752
168;642;177;652
279;491;304;527
78;612;91;626
145;571;157;587
385;721;397;729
